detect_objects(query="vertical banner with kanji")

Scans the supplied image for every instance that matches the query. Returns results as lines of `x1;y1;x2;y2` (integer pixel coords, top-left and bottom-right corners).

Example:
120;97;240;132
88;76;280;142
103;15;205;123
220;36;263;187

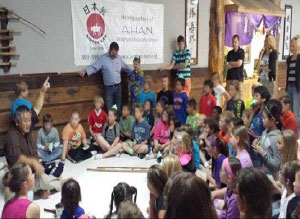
185;0;199;65
71;0;164;66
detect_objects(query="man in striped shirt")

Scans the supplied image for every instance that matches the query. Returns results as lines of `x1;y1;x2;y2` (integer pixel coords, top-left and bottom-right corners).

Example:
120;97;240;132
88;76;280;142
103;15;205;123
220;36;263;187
160;35;192;96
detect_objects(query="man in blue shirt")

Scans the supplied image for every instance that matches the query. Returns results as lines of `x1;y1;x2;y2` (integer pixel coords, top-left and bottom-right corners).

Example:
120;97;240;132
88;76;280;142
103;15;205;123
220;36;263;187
79;42;131;115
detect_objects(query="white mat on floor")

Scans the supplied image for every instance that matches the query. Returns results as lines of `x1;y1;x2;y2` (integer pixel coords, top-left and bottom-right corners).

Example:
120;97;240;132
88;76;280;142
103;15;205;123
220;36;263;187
0;154;157;218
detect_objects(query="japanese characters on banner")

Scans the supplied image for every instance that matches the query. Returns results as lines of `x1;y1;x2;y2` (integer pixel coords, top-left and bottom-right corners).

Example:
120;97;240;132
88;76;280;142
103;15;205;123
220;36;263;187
185;0;199;65
71;0;164;66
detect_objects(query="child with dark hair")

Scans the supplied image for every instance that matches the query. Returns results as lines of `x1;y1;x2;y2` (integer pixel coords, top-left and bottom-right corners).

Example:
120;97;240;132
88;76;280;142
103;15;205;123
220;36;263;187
94;108;120;159
280;95;298;135
237;168;273;218
164;172;217;218
186;98;200;137
170;117;181;140
117;200;144;219
143;99;155;129
252;99;282;180
278;161;300;218
120;105;135;142
153;100;165;128
156;75;173;106
173;76;188;125
37;113;62;163
122;104;151;158
212;106;222;121
218;157;242;219
205;135;228;188
147;165;168;219
199;79;216;117
248;85;271;167
152;107;172;155
60;179;87;219
129;57;144;105
107;182;137;219
226;80;245;118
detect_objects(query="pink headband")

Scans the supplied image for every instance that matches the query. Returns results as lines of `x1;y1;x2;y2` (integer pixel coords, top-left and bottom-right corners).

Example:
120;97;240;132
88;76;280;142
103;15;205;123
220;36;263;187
223;158;235;179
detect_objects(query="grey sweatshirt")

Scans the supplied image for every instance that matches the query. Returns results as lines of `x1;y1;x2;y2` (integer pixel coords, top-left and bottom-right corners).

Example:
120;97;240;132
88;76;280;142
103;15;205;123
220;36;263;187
260;129;281;180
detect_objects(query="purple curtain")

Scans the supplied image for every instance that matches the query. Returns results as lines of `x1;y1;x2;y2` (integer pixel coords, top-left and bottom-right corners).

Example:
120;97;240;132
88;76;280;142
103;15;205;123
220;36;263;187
225;12;281;47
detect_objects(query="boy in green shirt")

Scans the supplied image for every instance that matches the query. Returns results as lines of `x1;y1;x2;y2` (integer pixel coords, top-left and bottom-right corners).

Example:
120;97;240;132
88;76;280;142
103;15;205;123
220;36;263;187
186;98;200;137
120;105;135;141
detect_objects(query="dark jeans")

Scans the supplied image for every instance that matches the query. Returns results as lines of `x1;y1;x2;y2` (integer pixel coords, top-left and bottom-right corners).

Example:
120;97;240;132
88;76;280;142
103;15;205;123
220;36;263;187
104;83;122;115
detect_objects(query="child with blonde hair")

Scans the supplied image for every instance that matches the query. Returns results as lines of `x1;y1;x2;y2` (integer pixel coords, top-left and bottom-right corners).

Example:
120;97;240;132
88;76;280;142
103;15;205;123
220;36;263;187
137;75;156;107
161;154;182;178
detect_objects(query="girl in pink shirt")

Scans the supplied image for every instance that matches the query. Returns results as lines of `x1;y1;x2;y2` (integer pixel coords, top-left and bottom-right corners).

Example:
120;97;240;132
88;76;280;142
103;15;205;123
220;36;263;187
2;163;40;219
153;107;172;154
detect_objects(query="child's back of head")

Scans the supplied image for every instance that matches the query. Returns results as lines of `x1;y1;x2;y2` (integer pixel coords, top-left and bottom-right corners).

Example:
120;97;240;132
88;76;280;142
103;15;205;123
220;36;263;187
117;200;144;219
15;81;28;98
61;179;82;217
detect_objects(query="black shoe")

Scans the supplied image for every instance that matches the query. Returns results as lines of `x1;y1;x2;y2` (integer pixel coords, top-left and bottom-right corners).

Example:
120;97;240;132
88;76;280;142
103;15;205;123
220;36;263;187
138;153;146;159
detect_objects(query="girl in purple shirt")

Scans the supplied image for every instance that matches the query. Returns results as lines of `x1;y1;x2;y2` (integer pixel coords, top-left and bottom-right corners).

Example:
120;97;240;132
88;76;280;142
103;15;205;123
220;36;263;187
219;157;242;219
230;126;253;168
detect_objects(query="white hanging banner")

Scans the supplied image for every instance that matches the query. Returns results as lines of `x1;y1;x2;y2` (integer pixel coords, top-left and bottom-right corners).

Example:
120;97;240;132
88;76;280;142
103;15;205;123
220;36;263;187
71;0;164;66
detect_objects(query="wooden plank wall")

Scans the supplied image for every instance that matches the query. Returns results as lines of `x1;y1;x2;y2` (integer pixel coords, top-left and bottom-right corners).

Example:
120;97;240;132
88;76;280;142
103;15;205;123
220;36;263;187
0;68;210;153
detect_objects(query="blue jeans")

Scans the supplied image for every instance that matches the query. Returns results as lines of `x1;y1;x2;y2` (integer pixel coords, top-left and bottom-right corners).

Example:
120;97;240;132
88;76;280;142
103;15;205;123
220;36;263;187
287;85;300;135
38;147;62;163
104;83;122;115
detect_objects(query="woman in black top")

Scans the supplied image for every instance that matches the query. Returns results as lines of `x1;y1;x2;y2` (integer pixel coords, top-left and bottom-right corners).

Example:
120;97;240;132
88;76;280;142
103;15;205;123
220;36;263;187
258;34;278;97
286;36;300;135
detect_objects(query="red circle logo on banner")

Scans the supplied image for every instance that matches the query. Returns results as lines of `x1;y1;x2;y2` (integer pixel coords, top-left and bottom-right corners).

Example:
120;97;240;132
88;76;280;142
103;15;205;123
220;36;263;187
86;13;105;40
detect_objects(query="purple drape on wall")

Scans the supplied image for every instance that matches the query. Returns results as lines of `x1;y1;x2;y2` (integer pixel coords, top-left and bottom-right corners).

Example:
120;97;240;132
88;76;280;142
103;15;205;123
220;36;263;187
225;12;281;47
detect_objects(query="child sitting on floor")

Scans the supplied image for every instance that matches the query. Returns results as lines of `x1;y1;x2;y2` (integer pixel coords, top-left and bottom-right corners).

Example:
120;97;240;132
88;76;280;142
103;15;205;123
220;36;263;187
106;182;137;219
37;114;62;163
205;135;228;188
219;111;235;145
180;124;200;169
226;80;245;119
199;79;216;117
153;100;165;129
144;99;155;129
280;95;298;135
252;99;282;180
217;157;242;219
212;106;222;122
117;200;144;219
289;166;300;219
196;114;207;138
137;75;156;107
122;104;151;158
248;85;270;167
129;56;144;105
119;104;135;142
230;126;253;168
152;107;172;155
186;98;200;138
62;110;93;163
173;130;196;173
88;95;108;145
242;109;251;128
278;161;300;218
60;179;91;219
156;75;173;106
147;164;168;219
94;107;120;159
173;75;188;125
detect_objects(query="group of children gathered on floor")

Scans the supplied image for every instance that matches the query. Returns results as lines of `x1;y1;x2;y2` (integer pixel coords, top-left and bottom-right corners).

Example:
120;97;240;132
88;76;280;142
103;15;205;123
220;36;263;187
2;64;300;218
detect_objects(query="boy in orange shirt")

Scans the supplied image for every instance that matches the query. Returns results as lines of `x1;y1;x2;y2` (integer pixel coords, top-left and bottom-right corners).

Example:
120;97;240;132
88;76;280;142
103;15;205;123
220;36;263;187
62;110;94;163
280;96;298;135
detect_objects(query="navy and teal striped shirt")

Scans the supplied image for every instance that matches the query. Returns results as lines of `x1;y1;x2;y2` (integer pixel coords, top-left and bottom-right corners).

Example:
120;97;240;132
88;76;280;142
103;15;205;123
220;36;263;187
172;48;191;79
